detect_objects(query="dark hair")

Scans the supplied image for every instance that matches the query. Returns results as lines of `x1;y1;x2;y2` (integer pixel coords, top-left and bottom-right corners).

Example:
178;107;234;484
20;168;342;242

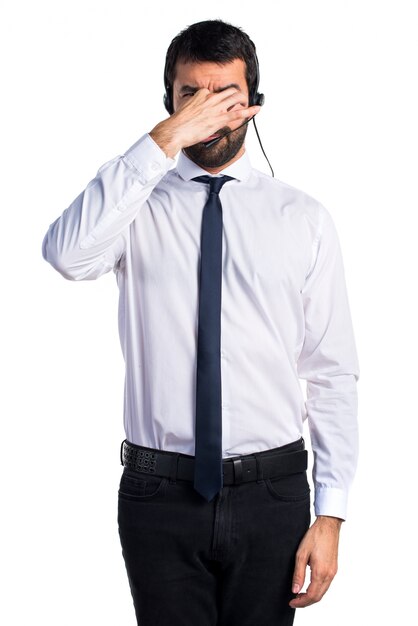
163;20;259;112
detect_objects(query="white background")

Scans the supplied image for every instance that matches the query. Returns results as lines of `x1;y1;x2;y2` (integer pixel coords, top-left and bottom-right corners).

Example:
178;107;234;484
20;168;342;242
1;0;417;624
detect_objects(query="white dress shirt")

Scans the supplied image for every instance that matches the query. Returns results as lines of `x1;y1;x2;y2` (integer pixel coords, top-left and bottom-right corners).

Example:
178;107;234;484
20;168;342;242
42;133;359;519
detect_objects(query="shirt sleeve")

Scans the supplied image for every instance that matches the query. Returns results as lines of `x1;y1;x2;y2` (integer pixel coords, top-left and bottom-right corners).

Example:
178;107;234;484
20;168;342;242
297;204;360;520
42;133;175;280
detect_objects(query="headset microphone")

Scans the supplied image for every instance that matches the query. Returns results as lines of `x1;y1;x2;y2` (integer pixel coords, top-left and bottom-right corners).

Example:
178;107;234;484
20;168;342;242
201;113;274;177
202;116;255;148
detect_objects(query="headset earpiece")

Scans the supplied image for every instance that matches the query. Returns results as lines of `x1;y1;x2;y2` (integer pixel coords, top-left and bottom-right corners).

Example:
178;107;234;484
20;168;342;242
250;51;265;107
163;87;173;115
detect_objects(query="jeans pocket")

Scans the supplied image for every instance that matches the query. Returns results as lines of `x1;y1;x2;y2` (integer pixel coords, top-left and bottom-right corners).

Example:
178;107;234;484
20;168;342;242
118;469;168;501
264;471;310;502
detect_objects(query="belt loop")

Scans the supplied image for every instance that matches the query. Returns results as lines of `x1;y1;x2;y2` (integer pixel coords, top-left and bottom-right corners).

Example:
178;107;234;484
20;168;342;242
233;458;244;484
169;453;180;484
255;454;264;483
120;439;127;466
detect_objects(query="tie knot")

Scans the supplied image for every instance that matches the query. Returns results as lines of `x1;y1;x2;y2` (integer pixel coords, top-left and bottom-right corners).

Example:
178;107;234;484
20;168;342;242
193;175;234;195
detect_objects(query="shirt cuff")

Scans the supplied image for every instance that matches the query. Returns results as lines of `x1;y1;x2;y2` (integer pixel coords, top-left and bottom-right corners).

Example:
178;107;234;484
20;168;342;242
314;486;348;520
123;133;175;184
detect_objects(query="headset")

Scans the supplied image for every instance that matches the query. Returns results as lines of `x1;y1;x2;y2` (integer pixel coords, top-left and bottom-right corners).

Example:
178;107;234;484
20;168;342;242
162;49;274;176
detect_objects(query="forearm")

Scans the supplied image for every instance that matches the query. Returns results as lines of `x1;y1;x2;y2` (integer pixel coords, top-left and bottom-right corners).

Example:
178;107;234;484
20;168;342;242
308;372;359;520
42;133;174;280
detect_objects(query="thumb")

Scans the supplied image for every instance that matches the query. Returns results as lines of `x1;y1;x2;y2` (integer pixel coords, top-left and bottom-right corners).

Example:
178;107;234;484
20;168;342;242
292;549;308;594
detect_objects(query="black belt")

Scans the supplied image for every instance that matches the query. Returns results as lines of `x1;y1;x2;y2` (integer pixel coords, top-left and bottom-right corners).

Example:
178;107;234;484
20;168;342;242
121;438;307;485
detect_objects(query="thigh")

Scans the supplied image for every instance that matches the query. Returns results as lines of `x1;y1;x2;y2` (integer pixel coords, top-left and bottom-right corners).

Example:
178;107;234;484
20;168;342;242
117;469;219;626
218;472;311;626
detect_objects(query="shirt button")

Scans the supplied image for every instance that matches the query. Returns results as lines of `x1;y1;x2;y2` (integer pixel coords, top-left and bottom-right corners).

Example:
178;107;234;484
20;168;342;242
150;162;160;172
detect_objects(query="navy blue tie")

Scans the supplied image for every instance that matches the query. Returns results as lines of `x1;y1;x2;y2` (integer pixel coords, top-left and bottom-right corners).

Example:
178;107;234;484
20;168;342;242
192;175;234;502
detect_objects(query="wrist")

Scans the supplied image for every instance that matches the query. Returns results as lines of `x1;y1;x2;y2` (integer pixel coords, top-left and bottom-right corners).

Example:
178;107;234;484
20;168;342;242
316;515;343;530
149;119;182;159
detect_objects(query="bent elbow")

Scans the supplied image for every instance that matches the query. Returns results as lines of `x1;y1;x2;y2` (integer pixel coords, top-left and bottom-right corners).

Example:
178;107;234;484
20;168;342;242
42;237;105;281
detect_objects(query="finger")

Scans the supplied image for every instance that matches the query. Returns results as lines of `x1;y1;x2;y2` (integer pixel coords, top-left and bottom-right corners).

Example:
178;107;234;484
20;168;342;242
175;87;246;121
218;105;261;131
185;86;241;109
289;574;333;608
230;104;262;119
209;87;249;110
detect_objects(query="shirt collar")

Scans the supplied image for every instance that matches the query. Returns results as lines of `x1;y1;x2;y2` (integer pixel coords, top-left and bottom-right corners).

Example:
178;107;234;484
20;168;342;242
176;148;252;182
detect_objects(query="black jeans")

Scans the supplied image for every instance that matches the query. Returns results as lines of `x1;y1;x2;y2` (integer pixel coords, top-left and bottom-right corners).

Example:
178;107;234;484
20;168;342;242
117;441;310;626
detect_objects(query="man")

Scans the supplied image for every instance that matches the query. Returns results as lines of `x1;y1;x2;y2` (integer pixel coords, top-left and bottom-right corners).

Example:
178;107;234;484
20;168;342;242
42;19;359;626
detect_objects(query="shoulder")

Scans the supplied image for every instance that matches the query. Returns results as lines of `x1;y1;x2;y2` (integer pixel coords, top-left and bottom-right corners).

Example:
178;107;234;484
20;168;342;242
249;167;332;229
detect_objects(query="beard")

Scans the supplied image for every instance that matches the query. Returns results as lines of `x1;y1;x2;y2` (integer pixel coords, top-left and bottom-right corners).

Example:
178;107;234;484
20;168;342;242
183;122;248;169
